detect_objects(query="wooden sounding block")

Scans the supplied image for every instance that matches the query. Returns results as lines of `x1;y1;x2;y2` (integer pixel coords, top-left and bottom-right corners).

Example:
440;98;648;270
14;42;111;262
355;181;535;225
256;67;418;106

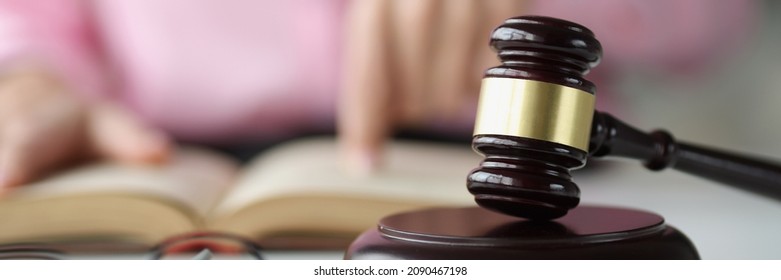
345;206;698;260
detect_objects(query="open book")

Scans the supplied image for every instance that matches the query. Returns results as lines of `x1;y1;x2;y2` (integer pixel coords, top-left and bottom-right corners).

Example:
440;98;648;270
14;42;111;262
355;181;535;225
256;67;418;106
0;137;477;251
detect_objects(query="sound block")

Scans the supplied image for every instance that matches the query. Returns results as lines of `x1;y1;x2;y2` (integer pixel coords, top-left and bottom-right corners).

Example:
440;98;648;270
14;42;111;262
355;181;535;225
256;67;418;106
345;205;699;259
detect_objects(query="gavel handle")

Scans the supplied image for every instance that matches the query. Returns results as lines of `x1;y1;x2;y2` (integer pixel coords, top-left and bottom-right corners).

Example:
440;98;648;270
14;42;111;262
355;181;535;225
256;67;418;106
589;112;781;200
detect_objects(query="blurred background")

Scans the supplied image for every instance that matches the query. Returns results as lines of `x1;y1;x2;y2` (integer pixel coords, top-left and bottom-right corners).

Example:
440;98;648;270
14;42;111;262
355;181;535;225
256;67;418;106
0;0;776;164
612;1;781;158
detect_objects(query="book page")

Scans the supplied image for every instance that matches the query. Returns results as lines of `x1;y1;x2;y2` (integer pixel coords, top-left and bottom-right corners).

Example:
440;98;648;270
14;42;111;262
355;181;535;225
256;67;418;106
4;147;239;219
211;137;478;221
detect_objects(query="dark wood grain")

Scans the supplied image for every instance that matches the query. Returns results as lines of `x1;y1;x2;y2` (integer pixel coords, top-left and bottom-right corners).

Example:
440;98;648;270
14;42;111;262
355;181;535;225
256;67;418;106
590;112;781;200
467;16;601;220
345;206;699;260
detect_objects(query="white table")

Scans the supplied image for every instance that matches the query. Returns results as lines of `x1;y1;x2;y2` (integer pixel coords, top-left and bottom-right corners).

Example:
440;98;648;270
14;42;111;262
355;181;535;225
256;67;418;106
575;161;781;259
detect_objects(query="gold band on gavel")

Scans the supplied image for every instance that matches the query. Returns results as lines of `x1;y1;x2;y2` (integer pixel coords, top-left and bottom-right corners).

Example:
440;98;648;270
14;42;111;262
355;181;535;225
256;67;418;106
473;77;595;152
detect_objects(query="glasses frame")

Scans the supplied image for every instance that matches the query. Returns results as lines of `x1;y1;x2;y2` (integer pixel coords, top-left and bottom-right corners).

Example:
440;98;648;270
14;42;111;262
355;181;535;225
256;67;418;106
148;231;265;260
0;232;264;260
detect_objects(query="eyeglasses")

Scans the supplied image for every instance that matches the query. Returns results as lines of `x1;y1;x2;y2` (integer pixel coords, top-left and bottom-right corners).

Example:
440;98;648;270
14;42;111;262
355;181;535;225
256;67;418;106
148;232;264;260
0;232;264;260
0;244;63;260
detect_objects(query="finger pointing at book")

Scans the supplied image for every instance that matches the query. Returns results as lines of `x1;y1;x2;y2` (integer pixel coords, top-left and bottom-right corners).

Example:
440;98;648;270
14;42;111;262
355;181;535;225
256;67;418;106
337;0;524;173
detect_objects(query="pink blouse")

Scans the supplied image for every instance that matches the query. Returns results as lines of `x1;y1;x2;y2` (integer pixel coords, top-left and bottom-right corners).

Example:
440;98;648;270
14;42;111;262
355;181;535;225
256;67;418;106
0;0;346;143
0;0;754;144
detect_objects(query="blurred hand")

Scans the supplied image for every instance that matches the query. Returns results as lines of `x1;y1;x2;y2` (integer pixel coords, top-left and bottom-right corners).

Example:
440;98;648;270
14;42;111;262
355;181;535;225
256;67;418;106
338;0;527;173
0;68;170;190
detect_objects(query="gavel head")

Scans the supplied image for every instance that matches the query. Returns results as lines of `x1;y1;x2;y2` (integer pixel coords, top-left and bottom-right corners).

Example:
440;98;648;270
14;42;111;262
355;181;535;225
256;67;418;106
467;16;602;220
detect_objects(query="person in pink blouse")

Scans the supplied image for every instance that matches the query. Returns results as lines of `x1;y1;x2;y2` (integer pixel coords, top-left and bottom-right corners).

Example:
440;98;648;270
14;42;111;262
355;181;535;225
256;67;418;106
0;0;755;189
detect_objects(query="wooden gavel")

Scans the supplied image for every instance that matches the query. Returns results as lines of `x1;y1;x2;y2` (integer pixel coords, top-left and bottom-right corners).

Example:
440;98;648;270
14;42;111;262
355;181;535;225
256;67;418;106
466;16;781;220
